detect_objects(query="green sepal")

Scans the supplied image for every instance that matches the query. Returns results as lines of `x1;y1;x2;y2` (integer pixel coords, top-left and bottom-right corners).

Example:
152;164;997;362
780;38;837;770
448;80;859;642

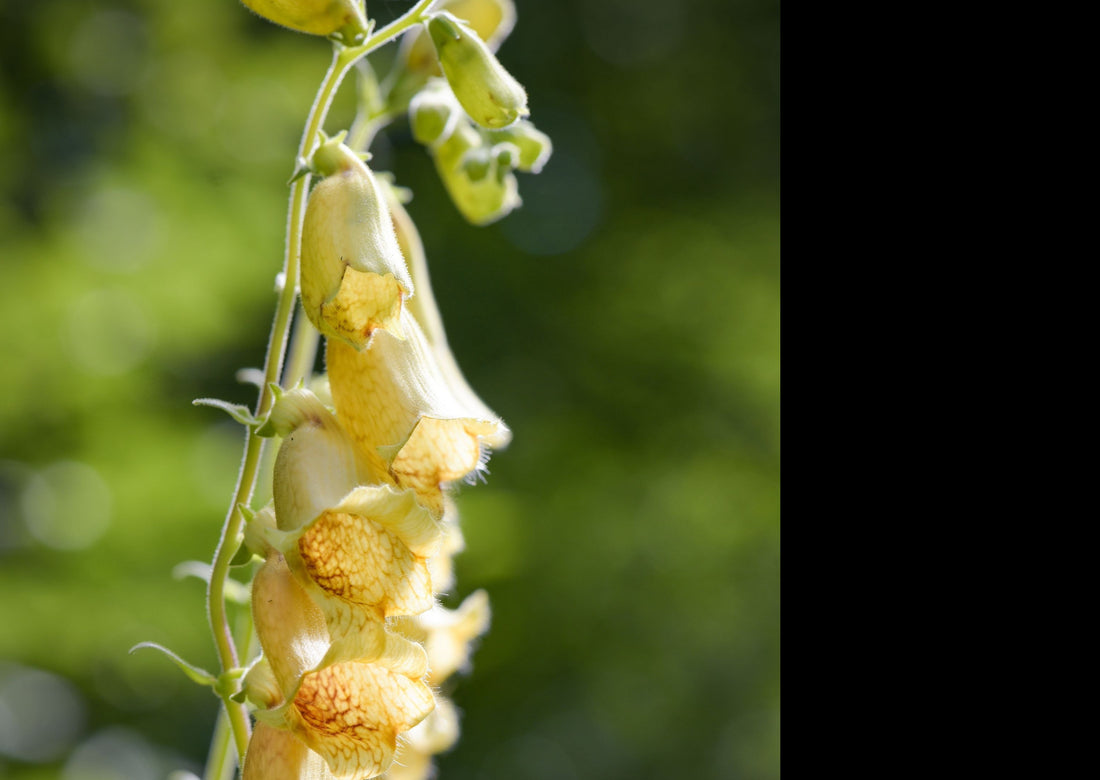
254;383;287;438
229;505;257;565
329;16;374;47
192;397;261;428
287;158;311;186
130;642;215;688
309;129;356;177
213;667;247;700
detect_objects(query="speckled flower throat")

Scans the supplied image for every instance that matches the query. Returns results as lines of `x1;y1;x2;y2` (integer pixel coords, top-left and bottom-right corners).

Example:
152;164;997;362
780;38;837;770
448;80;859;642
132;2;551;777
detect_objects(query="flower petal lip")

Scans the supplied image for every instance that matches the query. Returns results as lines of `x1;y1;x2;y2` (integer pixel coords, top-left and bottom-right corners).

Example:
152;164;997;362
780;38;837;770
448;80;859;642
289;661;435;779
249;556;436;779
279;485;443;665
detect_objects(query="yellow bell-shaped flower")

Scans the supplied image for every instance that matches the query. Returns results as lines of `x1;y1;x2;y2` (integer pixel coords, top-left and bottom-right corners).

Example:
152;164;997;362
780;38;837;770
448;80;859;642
243;555;435;780
302;139;414;350
327;306;509;517
259;388;444;665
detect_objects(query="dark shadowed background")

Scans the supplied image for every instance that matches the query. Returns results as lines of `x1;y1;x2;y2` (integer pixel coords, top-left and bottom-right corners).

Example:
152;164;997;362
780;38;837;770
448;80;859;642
0;1;779;777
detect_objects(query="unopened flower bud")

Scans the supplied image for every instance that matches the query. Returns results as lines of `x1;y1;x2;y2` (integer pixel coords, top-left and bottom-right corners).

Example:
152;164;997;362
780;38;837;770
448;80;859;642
492;141;520;171
239;0;368;38
488;119;553;172
431;120;520;225
243;506;279;559
402;0;517;75
409;83;457;146
426;12;528;129
242;657;282;711
461;147;492;181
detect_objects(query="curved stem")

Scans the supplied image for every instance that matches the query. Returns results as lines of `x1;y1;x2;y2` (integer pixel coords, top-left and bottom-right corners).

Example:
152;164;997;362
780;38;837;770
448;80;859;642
203;1;441;774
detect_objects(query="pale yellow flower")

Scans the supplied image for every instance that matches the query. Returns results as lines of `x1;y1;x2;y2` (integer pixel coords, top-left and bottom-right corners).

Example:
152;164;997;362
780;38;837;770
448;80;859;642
244;555;435;780
239;0;368;37
327;307;508;516
382;698;460;780
381;592;490;779
259;389;445;665
301;145;413;350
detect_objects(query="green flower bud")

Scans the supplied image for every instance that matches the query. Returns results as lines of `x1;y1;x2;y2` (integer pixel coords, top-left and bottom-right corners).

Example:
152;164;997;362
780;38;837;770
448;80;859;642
402;0;517;75
461;147;492;181
487;119;553;173
492;141;520;171
408;80;551;224
238;0;369;38
434;122;521;225
426;12;528;129
409;83;457;146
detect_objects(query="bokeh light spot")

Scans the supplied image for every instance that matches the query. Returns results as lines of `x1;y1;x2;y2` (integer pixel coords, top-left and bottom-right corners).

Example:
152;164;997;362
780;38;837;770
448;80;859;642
0;663;87;763
498;151;603;256
65;288;154;376
74;186;163;273
580;0;686;67
62;727;163;780
21;460;112;551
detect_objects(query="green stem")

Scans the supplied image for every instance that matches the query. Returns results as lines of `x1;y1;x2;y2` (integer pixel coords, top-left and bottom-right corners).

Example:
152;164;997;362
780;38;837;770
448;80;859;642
202;1;439;775
202;708;233;780
282;308;321;391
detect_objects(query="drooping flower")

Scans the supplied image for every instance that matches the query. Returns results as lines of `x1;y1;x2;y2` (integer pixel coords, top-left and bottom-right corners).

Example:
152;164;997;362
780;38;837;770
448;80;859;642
257;388;445;666
242;555;435;780
326;309;508;517
382;592;491;779
301;139;414;350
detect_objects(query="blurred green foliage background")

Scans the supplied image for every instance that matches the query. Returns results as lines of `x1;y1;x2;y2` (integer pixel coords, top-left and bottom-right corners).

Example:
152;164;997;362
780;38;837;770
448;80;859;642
0;0;778;778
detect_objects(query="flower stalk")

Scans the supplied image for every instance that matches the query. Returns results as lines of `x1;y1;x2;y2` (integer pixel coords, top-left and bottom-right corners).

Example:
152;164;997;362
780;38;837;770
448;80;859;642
161;1;555;777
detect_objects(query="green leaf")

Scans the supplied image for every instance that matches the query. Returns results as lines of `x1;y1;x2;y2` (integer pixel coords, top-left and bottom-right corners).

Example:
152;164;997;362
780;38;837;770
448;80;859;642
172;560;212;583
192;397;260;427
254;383;286;438
236;368;266;388
173;560;251;604
130;642;215;688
